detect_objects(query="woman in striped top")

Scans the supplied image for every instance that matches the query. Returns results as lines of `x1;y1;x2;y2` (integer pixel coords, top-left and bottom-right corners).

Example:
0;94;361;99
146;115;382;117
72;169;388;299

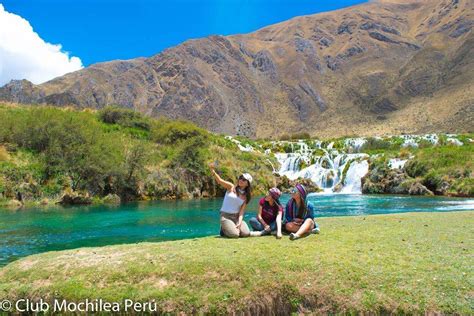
285;184;317;240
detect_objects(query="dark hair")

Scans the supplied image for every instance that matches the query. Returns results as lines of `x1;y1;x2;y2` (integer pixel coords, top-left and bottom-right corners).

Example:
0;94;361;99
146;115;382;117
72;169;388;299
236;180;252;204
296;194;307;218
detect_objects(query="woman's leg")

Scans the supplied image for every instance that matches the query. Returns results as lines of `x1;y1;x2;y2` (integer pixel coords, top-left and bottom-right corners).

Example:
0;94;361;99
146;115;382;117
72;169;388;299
220;215;240;238
249;217;264;231
285;222;301;233
292;218;315;238
269;221;277;231
239;221;250;237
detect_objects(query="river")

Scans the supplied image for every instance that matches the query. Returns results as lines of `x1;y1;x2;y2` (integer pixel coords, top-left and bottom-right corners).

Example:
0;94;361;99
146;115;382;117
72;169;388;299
1;194;473;266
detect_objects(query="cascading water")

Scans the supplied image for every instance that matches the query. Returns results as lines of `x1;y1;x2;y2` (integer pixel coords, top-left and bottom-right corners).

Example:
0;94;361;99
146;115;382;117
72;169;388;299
227;133;467;195
274;141;369;194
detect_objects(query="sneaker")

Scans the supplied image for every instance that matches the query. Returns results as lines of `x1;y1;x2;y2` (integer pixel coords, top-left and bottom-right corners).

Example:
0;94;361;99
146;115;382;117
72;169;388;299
289;233;300;241
249;231;263;237
261;229;271;236
312;222;320;234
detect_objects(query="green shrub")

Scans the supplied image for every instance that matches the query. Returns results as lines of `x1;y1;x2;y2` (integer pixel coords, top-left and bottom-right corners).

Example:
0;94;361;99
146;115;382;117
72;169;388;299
41;178;64;196
463;168;472;178
98;106;151;131
422;170;443;192
151;120;209;144
390;137;405;147
298;159;309;170
417;139;433;148
210;135;236;149
452;178;474;196
0;161;42;184
405;160;429;178
0;106;127;193
43;126;125;191
282;143;294;153
360;137;391;151
437;134;448;146
238;152;255;162
172;135;209;175
0;146;9;161
332;139;345;150
290;132;311;140
123;141;151;183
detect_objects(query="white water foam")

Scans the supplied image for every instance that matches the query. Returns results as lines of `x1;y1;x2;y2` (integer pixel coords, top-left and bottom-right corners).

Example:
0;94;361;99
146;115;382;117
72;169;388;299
275;141;369;194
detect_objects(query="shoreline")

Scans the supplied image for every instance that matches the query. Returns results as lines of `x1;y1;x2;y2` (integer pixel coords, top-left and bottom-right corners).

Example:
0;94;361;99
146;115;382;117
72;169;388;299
2;192;473;212
1;211;472;314
1;208;472;267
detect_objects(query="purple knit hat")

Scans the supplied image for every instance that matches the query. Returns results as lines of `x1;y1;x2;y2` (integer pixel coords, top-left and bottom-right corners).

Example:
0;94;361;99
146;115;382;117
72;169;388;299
269;187;282;205
295;184;307;201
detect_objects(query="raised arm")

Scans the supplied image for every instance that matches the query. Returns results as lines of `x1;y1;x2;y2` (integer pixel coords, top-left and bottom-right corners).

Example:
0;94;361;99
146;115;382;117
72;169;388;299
209;162;233;191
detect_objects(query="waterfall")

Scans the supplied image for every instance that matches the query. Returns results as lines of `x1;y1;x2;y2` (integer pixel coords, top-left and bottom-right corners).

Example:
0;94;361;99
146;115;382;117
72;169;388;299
274;141;369;194
262;134;466;194
339;159;369;193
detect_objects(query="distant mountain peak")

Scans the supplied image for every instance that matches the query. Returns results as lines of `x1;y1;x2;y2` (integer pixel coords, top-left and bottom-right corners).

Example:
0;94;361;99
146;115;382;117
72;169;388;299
1;0;473;138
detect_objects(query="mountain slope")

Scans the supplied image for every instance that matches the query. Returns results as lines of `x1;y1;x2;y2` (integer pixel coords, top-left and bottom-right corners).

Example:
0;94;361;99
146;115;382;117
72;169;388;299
1;0;473;138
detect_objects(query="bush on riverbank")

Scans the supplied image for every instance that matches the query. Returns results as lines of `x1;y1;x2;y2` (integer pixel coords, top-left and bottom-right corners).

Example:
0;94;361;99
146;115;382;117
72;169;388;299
0;211;471;314
1;103;472;204
362;142;473;196
0;104;276;205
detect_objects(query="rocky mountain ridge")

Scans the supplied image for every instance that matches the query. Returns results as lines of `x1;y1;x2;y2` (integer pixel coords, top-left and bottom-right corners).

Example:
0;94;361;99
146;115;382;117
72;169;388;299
1;0;473;138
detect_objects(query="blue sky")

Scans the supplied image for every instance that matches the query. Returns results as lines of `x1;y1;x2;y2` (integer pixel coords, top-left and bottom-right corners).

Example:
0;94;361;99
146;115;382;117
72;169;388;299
2;0;367;66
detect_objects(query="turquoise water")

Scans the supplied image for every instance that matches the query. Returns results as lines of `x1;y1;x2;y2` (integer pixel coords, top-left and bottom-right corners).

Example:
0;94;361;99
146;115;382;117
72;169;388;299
0;194;473;266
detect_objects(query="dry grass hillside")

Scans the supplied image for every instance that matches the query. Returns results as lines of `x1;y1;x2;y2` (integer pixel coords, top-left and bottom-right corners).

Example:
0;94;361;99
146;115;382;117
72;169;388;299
1;0;473;138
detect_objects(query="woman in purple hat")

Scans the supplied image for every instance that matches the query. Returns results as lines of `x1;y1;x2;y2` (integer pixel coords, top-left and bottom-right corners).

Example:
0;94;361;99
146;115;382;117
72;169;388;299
249;187;283;239
285;184;318;240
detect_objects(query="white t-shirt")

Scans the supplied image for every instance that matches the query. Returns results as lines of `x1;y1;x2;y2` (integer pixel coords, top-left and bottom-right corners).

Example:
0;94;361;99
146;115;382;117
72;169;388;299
220;190;245;214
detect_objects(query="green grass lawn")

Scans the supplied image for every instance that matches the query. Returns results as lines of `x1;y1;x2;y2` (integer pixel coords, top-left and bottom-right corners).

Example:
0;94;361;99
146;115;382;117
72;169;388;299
0;211;472;314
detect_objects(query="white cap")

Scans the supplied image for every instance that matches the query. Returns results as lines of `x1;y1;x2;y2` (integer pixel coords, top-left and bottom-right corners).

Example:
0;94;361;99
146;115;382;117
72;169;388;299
241;173;253;184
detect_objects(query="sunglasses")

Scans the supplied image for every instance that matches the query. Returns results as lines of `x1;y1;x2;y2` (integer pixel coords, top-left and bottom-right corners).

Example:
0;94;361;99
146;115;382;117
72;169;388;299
239;176;248;182
290;188;298;194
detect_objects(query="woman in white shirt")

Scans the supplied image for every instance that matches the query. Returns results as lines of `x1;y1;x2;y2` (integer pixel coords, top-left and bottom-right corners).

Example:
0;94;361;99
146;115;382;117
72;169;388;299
209;162;252;238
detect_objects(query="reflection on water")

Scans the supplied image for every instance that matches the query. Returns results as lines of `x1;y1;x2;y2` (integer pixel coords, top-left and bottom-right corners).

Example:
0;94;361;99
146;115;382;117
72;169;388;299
0;194;473;266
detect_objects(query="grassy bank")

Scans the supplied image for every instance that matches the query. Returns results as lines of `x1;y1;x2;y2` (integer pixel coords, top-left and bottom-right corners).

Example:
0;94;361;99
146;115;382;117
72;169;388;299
0;103;472;206
361;143;474;197
0;211;472;314
0;103;277;206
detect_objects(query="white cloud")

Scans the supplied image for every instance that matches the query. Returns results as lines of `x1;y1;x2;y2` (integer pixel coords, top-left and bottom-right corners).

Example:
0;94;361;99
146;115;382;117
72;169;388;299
0;4;83;86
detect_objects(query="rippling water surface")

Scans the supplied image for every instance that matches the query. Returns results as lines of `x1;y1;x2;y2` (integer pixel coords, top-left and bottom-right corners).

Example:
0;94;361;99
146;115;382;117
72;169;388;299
1;194;472;266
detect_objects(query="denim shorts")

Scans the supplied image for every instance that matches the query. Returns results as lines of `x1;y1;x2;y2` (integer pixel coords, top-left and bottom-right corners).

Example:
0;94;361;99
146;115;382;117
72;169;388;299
249;217;278;231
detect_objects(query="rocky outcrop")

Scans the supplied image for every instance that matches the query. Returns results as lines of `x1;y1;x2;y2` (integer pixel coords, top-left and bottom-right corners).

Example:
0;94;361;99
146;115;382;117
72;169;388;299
368;31;398;44
252;50;277;75
408;181;434;196
362;159;450;196
1;0;473;138
362;168;409;195
58;191;92;205
6;199;23;209
102;194;121;204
